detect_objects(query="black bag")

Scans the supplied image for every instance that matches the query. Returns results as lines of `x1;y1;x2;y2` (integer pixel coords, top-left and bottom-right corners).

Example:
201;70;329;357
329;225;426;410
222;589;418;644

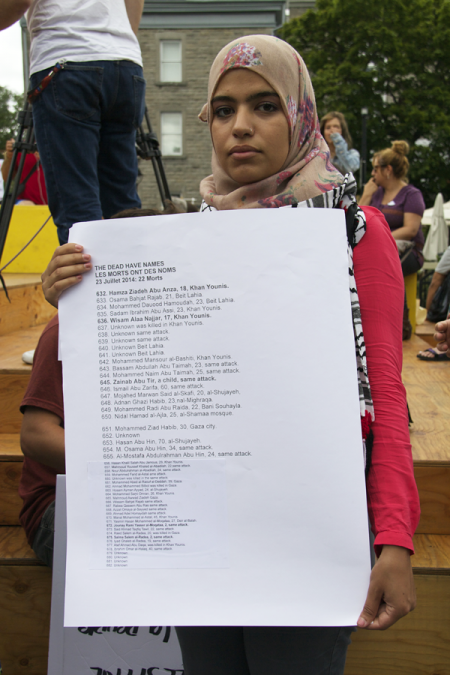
427;273;450;322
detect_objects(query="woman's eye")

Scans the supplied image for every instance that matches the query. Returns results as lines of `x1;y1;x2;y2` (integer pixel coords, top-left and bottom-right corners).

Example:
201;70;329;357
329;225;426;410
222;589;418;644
214;106;233;118
258;102;278;113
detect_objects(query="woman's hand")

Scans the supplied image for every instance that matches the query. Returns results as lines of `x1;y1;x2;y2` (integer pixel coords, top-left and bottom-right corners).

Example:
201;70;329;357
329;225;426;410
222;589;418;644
358;177;378;205
434;316;450;357
357;545;416;630
41;243;92;308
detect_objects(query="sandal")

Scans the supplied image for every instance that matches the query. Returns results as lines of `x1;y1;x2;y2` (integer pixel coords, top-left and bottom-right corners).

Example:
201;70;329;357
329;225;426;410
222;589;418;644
417;347;450;361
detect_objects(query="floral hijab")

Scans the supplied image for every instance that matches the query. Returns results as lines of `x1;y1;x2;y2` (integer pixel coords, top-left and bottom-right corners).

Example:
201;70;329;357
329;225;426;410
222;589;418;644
199;34;343;210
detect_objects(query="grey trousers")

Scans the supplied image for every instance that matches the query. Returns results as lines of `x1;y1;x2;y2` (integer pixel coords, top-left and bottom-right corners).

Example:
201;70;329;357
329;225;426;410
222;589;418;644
176;625;356;675
32;500;55;568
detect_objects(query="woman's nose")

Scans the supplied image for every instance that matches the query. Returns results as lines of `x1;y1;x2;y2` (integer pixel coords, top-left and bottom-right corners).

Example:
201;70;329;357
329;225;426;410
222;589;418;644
232;107;254;137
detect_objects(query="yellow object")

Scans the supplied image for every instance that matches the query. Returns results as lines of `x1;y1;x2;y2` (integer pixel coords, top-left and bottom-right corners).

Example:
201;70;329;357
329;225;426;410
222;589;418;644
0;205;58;273
404;272;417;334
416;299;427;325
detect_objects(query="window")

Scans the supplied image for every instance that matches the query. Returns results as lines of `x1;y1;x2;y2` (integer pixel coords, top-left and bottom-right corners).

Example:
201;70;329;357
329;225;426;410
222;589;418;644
160;40;182;82
161;113;183;156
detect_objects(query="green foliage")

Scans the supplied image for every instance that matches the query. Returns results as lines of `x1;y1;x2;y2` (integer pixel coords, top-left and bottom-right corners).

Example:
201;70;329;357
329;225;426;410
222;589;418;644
278;0;450;206
0;86;23;152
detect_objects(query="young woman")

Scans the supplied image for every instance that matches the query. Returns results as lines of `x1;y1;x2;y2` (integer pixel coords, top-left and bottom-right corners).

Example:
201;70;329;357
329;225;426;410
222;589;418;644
41;35;419;675
320;111;360;175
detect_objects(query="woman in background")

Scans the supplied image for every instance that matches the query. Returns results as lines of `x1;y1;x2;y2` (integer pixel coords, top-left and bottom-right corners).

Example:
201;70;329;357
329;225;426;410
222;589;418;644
359;141;425;338
359;141;425;276
320;111;360;175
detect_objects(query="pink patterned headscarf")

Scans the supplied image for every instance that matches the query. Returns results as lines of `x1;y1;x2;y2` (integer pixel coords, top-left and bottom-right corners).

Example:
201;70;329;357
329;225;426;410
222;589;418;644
199;34;343;210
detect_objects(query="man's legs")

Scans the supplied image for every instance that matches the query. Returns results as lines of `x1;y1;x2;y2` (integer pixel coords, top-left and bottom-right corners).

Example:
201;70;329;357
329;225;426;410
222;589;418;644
31;61;145;244
97;61;146;218
30;63;105;244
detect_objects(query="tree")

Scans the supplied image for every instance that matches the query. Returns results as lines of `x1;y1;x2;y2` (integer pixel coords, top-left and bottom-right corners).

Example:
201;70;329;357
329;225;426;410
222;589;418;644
278;0;450;206
0;86;23;152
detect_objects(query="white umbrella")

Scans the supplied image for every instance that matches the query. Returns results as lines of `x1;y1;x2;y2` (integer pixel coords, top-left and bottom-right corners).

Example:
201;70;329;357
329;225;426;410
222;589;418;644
423;193;449;261
421;197;450;226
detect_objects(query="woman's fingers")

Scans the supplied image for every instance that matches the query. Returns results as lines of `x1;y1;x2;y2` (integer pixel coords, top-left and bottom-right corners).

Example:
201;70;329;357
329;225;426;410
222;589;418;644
357;545;416;631
41;243;92;308
434;318;450;354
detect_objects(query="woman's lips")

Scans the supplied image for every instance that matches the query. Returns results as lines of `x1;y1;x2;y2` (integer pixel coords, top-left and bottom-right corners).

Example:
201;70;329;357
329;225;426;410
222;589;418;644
229;145;260;159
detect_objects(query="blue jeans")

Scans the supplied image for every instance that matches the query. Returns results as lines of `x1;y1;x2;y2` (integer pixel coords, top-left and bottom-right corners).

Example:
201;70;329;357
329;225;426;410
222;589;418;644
175;625;356;675
30;60;146;244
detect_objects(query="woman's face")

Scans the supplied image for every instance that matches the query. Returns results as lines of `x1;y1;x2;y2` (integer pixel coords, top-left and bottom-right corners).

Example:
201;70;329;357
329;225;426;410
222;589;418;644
323;118;342;144
210;69;290;186
371;157;390;187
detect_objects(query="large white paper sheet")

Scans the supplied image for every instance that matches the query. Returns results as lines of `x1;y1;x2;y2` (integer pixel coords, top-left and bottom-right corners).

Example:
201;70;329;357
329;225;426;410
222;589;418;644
48;477;184;675
60;208;371;627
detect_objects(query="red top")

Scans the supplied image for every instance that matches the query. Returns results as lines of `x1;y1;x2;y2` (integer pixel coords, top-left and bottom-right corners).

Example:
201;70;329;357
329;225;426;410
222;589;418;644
15;152;48;205
19;315;61;546
18;208;420;554
356;207;420;554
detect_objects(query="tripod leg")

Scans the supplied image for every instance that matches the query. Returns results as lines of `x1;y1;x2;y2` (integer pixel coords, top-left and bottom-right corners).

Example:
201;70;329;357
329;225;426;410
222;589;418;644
0;103;35;264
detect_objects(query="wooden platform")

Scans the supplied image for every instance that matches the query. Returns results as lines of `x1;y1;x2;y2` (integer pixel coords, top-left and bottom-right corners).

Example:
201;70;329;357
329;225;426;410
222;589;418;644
0;276;449;674
415;319;439;348
0;325;48;432
402;336;450;538
0;273;56;337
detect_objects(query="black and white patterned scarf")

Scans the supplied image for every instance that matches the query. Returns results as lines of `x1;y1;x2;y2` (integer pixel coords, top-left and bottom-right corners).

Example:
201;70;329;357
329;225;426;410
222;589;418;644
201;173;375;466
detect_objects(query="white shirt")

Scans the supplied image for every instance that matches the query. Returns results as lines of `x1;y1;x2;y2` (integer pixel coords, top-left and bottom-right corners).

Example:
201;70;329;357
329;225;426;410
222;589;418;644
27;0;142;75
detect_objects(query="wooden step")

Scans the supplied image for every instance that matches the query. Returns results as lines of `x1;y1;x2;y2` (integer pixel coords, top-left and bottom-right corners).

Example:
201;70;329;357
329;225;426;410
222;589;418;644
0;526;42;566
0;529;447;675
402;336;450;535
0;458;23;526
0;324;47;432
0;273;57;337
346;534;450;675
0;435;23;526
414;462;450;534
0;527;51;675
415;319;437;348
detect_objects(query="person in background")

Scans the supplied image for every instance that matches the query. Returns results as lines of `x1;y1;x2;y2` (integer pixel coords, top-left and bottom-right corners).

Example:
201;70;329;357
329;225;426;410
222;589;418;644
1;138;48;205
3;0;146;245
417;245;450;361
320;111;360;175
359;141;425;276
359;141;426;338
434;315;450;358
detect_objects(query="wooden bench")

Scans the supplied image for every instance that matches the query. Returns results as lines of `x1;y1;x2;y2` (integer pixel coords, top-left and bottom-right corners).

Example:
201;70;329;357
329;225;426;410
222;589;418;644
346;335;450;673
0;436;52;675
0;275;54;675
415;319;438;348
0;277;449;674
